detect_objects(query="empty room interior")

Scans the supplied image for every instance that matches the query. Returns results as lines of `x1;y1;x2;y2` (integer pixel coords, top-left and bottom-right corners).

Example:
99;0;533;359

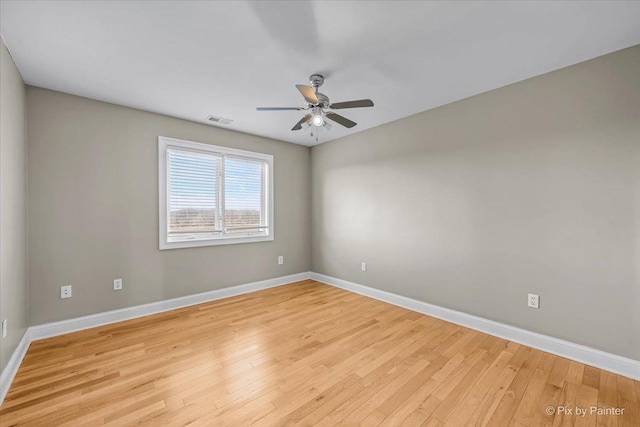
1;1;640;426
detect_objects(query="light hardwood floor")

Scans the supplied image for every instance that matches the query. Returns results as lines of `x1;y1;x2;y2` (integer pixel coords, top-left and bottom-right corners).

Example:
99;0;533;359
1;280;638;426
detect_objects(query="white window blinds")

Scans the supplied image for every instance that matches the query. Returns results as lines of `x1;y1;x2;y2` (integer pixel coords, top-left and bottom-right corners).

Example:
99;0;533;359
159;137;273;250
167;148;221;238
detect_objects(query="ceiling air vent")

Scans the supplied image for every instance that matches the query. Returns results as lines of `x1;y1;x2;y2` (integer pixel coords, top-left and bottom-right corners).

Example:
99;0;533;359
206;115;233;125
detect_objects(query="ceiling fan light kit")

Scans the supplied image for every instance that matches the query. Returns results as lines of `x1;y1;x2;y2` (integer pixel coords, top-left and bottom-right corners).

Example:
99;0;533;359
312;107;324;126
257;74;374;141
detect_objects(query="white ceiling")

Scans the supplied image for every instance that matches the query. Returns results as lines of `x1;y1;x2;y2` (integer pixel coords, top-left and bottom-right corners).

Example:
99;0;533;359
2;1;640;147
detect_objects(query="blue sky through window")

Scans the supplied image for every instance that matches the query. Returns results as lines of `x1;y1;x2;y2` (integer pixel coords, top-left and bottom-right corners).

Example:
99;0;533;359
225;158;262;211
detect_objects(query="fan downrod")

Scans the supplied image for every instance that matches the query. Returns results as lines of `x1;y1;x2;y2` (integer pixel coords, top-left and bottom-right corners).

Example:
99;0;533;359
309;74;324;89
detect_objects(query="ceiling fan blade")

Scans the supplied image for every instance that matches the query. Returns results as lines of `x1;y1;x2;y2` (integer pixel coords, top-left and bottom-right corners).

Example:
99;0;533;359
326;112;357;128
296;85;319;105
329;99;374;109
291;114;312;131
257;107;302;111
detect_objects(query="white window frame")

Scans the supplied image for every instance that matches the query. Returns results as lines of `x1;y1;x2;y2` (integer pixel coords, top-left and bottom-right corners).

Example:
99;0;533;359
159;136;274;250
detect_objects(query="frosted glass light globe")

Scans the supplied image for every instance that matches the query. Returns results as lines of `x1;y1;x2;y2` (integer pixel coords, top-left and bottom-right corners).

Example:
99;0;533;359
312;114;324;126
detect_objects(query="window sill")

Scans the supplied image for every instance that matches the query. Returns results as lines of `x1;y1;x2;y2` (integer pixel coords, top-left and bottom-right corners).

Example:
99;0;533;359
159;234;274;250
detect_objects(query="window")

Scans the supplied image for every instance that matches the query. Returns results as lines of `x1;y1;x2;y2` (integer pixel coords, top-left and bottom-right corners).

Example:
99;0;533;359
159;136;273;249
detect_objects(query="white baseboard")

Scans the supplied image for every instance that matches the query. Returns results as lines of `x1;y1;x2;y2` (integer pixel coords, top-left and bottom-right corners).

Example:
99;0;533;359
0;329;31;404
30;272;311;341
0;271;310;405
310;272;640;381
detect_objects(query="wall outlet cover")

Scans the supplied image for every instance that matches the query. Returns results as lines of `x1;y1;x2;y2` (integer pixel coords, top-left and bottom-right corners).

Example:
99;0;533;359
113;279;123;291
60;285;72;299
528;293;540;309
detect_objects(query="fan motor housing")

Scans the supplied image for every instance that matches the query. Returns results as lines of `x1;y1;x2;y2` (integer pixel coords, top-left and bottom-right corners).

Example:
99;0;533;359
315;92;330;108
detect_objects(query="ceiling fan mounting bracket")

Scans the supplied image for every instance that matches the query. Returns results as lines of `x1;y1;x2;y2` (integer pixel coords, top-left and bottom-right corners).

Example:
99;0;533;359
309;74;324;89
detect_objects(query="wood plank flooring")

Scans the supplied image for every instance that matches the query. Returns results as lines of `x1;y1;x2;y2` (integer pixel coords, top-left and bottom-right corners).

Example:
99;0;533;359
1;280;638;426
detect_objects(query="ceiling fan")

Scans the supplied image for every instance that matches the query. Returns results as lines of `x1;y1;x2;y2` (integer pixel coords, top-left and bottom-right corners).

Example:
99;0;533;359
256;74;374;136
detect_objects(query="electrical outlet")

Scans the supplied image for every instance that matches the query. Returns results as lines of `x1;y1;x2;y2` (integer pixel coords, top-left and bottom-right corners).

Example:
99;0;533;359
113;278;123;291
60;285;72;299
361;262;367;272
528;293;540;309
2;319;7;339
278;256;284;265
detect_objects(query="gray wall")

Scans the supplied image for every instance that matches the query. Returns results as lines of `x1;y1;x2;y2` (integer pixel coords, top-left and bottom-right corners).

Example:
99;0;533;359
311;46;640;360
12;43;640;364
27;87;311;325
0;39;28;372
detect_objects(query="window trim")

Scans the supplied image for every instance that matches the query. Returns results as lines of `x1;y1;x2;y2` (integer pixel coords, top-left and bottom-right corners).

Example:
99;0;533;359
158;136;274;250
